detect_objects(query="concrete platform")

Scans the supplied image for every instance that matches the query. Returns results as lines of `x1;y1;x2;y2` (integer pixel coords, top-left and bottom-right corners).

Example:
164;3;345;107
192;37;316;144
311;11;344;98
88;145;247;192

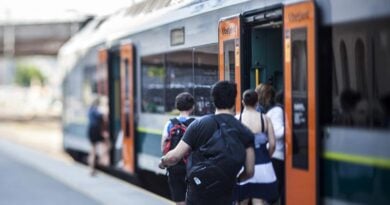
0;138;173;205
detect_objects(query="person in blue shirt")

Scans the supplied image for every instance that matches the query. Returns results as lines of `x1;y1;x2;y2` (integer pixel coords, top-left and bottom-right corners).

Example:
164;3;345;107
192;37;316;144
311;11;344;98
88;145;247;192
87;97;108;176
161;92;195;205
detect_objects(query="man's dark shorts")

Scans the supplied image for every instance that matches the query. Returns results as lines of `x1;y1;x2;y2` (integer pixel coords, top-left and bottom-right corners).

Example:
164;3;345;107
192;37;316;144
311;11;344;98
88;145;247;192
167;166;186;202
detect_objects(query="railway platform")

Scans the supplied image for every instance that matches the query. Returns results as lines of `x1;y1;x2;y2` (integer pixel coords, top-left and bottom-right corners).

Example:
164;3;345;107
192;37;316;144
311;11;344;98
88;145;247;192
0;137;173;205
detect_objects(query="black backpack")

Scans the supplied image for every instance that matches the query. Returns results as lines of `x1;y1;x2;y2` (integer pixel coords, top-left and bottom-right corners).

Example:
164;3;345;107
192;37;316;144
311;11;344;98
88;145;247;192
186;115;246;198
163;118;195;155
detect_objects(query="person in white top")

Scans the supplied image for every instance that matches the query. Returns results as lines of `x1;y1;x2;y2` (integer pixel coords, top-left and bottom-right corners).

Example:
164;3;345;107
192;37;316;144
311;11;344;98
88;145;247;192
256;84;285;205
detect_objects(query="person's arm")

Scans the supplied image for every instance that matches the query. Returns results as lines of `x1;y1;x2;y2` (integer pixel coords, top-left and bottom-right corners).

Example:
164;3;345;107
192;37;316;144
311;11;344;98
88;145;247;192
159;140;191;169
159;119;197;169
238;146;255;182
161;122;170;153
266;116;276;157
266;107;284;140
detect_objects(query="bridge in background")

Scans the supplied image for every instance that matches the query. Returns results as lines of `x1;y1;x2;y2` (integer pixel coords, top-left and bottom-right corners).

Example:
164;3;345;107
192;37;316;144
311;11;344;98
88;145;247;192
0;19;90;56
0;19;91;85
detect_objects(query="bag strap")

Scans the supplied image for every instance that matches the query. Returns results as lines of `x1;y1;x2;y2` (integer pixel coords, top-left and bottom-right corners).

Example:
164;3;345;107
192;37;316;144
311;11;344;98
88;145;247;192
170;118;181;126
212;115;218;128
213;114;235;130
183;118;195;127
260;113;265;133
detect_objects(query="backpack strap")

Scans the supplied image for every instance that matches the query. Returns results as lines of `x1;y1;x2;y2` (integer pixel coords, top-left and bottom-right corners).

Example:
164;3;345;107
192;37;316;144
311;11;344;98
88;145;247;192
183;118;195;127
212;115;222;129
260;113;265;133
170;118;181;126
214;114;236;130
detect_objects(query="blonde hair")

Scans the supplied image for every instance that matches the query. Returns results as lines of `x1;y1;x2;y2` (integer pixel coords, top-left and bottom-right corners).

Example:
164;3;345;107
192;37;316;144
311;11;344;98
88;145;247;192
255;83;275;107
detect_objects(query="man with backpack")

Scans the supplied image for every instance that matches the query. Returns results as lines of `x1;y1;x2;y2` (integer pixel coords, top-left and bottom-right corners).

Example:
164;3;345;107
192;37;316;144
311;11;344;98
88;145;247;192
161;92;195;205
159;81;255;205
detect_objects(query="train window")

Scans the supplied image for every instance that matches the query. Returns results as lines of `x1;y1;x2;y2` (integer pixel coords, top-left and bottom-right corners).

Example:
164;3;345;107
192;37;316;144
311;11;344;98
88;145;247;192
331;20;390;129
108;50;122;145
291;28;309;170
141;45;218;115
165;50;194;113
223;40;235;81
355;39;367;97
83;65;99;105
141;54;165;113
372;28;390;128
332;57;339;97
124;59;130;137
340;41;350;90
194;44;218;116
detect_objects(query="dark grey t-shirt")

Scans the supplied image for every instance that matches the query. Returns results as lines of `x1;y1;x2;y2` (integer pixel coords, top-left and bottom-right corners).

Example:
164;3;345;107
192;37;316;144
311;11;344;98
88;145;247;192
182;113;254;205
183;114;254;150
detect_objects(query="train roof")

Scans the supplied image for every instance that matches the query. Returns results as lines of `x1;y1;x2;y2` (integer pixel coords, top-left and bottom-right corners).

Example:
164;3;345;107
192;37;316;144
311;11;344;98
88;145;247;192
58;0;265;76
59;0;191;55
58;0;390;65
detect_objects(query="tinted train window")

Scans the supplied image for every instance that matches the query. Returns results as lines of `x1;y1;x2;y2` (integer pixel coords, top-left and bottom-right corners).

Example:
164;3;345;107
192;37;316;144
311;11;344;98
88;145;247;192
332;20;390;128
141;44;218;116
372;26;390;128
141;54;165;113
194;44;218;115
165;50;193;113
83;65;99;105
291;28;309;170
340;41;350;90
355;39;367;97
223;40;235;81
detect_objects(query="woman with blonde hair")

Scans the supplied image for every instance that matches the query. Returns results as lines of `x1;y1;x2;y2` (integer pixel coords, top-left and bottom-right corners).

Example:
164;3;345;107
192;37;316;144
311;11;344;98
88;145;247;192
256;84;285;205
236;89;279;205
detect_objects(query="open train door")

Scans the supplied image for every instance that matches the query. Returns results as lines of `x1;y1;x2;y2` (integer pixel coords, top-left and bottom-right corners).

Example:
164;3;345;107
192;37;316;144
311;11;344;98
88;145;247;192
120;43;135;174
284;1;318;205
218;15;242;114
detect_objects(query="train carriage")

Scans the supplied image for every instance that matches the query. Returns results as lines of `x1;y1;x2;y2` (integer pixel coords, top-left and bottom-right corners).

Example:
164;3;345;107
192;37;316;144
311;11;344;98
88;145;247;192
59;0;390;204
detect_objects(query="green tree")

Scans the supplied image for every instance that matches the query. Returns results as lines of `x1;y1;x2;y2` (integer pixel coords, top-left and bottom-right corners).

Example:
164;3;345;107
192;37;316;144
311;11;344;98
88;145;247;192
15;64;46;87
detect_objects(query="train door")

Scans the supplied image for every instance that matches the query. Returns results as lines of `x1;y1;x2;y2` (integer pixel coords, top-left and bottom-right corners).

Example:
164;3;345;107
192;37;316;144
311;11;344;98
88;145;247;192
107;48;122;167
242;7;284;94
120;43;135;174
242;5;285;202
218;15;242;113
218;11;284;111
284;2;318;205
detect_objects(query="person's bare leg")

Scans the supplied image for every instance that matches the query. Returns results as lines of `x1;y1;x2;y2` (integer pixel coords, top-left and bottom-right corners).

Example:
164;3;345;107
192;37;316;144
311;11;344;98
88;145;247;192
89;145;97;176
176;201;185;205
239;198;250;205
102;139;111;166
252;198;265;205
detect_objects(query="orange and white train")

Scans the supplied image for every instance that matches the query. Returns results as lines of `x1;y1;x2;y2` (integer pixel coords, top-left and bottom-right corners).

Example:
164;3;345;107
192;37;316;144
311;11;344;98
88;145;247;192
59;0;390;204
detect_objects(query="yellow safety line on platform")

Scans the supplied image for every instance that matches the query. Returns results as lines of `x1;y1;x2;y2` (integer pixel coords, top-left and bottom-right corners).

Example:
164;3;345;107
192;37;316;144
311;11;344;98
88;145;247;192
137;127;162;135
323;152;390;170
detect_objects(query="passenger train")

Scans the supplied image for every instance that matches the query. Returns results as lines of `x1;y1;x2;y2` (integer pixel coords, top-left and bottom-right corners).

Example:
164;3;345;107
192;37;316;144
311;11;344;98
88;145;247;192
58;0;390;204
